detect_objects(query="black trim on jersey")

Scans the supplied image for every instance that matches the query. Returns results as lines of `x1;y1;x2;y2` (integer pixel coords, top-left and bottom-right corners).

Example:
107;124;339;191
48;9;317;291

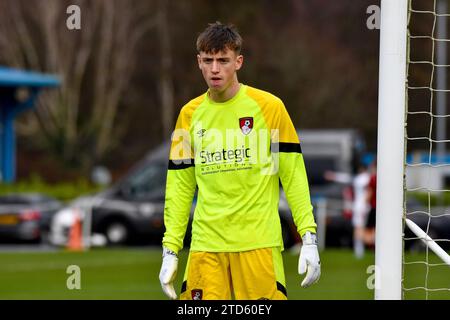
181;281;187;293
272;142;302;153
168;159;195;170
277;281;288;297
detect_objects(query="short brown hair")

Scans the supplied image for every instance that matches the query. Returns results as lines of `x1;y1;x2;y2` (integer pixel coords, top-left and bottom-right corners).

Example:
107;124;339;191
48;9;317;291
196;22;242;54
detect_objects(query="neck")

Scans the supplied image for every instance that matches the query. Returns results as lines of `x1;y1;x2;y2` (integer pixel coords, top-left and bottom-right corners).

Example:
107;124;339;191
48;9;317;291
209;80;241;103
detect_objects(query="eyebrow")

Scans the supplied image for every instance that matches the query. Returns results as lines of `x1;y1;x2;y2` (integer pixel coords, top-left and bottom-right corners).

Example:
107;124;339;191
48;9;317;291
202;57;230;61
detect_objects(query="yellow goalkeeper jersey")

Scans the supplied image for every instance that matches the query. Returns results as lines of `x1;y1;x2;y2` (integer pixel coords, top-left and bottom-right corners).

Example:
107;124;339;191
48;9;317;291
162;84;316;254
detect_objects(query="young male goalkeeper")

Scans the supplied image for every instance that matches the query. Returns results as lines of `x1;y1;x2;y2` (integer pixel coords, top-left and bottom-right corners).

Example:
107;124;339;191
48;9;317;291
159;22;320;300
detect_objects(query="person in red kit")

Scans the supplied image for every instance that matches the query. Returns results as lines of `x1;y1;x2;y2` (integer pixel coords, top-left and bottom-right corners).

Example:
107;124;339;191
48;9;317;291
365;161;377;247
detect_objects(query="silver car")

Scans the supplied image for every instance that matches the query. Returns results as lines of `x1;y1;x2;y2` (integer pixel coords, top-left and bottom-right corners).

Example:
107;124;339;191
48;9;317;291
0;193;62;243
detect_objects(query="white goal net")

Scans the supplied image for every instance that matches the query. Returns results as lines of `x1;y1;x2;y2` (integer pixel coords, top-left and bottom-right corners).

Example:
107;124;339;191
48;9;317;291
403;0;450;300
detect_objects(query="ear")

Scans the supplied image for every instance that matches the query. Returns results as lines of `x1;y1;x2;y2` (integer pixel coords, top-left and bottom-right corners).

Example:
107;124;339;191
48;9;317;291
197;54;202;70
235;54;243;71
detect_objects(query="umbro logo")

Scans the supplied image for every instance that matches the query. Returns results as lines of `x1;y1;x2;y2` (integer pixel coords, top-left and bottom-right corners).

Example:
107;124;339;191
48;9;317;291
197;129;206;137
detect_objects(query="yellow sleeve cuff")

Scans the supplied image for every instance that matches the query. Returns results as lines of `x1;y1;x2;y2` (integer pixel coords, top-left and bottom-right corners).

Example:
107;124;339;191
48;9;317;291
298;227;317;238
162;243;180;255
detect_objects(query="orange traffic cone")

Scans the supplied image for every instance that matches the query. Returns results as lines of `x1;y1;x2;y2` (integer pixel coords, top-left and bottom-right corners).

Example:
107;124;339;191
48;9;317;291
66;210;83;251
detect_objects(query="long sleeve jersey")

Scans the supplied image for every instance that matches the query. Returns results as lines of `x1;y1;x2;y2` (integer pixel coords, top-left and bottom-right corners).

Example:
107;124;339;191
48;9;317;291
162;84;316;254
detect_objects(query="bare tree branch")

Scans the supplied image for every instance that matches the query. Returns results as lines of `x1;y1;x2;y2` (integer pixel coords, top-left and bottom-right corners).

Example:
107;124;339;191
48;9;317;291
0;0;167;172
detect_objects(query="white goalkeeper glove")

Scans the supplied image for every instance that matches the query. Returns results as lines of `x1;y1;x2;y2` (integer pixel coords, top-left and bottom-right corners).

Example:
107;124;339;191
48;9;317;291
159;246;178;299
298;232;321;288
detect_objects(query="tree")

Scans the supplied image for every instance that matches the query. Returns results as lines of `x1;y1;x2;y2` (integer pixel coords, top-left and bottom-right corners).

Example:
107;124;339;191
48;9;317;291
0;0;158;171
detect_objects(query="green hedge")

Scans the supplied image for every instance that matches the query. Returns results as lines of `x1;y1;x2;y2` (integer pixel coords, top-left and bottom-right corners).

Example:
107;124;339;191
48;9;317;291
408;192;450;207
0;175;105;203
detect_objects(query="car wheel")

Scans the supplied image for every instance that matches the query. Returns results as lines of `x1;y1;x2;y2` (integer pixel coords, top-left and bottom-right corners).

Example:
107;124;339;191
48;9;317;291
104;221;130;245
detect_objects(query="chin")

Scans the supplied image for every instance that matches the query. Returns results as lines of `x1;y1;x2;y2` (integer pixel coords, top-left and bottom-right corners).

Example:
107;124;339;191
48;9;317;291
209;84;224;92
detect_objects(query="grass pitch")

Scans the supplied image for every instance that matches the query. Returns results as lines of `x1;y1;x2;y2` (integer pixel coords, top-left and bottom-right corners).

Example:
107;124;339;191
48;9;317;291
0;247;448;300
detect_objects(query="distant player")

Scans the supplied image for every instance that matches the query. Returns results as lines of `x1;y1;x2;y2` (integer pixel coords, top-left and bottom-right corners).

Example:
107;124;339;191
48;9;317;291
352;164;371;258
365;160;377;247
324;163;371;259
158;22;320;300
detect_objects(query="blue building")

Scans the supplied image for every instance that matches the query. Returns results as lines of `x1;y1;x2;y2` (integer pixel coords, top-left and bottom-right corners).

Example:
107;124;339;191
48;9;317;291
0;67;60;183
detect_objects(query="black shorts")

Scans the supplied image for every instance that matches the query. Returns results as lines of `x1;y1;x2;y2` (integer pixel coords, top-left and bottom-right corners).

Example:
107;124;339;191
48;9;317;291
366;208;376;228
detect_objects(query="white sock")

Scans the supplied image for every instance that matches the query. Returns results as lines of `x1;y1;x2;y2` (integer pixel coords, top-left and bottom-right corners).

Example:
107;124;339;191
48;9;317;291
354;239;364;258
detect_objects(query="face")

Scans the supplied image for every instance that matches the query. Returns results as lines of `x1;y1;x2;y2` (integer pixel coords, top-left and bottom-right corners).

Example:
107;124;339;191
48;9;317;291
197;48;243;93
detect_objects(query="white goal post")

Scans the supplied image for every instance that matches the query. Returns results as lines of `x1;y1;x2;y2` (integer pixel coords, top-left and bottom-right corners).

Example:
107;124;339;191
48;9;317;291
377;0;450;300
376;0;408;300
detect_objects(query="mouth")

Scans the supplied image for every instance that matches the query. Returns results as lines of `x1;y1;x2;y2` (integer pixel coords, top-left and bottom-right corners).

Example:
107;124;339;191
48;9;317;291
210;77;222;86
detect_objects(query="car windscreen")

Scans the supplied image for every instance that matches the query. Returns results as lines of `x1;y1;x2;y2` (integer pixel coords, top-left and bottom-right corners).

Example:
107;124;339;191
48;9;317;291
121;161;167;199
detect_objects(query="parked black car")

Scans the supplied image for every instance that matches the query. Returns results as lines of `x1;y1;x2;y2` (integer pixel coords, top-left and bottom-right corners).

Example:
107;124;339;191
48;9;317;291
0;193;62;243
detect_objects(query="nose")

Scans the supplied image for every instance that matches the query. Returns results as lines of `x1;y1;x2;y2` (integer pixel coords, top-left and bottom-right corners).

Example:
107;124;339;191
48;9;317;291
211;61;220;73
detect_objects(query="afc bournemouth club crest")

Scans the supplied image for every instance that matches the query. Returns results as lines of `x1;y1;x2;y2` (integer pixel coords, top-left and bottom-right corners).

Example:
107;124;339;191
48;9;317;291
191;289;203;300
239;117;253;135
